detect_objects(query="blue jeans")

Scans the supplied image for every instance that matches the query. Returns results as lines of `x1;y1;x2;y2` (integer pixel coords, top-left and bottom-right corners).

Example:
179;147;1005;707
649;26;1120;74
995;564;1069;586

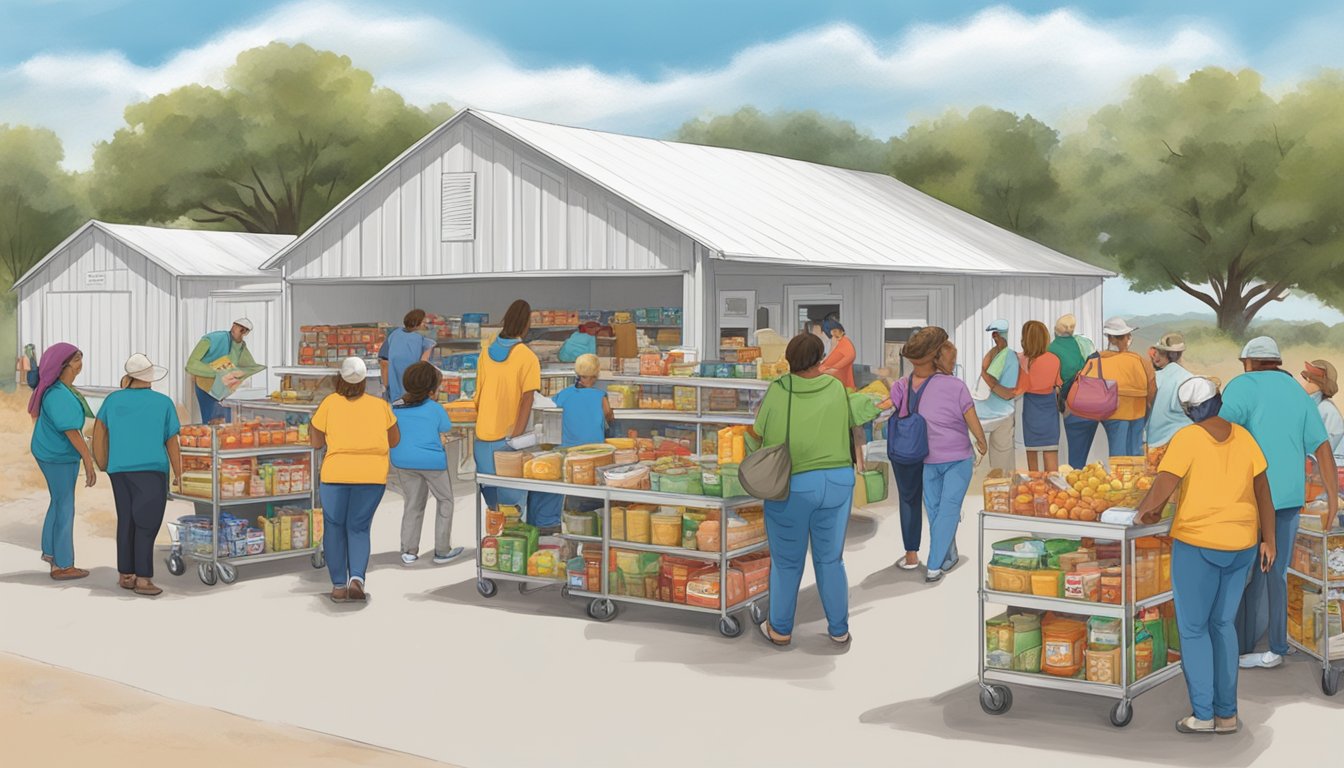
527;492;563;528
195;385;231;424
473;438;528;513
1103;417;1145;456
38;460;79;569
320;483;385;587
1172;540;1256;720
923;458;974;573
1063;414;1098;468
763;467;854;637
891;461;924;553
1236;508;1299;655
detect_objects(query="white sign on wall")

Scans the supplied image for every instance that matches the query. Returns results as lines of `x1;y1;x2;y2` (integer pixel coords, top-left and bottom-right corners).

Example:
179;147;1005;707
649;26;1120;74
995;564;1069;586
84;271;108;288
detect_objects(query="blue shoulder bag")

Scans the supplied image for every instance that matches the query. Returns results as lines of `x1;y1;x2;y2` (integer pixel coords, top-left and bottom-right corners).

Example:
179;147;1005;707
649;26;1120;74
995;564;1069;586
886;374;933;464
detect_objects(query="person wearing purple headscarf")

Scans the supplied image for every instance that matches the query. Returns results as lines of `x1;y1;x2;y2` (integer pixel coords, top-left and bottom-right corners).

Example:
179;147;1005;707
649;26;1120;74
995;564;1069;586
28;342;97;580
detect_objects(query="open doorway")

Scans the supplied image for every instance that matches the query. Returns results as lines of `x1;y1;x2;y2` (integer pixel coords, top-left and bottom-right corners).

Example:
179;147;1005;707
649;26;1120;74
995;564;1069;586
795;302;841;352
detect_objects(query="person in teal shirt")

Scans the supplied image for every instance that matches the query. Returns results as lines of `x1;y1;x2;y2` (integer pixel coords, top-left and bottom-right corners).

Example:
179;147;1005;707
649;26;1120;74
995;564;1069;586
1221;337;1337;670
1147;333;1195;448
975;320;1020;473
94;354;182;596
27;342;97;580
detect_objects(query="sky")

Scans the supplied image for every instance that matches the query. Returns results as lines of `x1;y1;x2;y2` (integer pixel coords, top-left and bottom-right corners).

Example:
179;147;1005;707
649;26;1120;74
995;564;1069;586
3;0;1343;322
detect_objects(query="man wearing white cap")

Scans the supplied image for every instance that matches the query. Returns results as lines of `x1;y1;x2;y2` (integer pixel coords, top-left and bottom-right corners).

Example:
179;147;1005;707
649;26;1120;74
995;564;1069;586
1146;332;1195;450
1221;336;1338;670
974;320;1021;473
184;318;265;424
92;354;182;596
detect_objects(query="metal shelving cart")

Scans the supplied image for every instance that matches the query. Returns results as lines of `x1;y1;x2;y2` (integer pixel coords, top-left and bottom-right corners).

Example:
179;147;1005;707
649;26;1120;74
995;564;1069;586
475;473;769;637
167;438;322;586
1285;523;1343;696
977;511;1182;727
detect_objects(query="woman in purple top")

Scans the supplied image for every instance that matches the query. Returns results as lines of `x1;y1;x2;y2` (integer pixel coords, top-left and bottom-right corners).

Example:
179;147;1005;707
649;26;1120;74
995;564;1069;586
890;328;988;583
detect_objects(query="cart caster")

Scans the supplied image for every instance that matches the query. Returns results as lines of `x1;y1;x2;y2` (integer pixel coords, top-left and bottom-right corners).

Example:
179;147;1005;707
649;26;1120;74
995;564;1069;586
1323;668;1340;697
311;549;325;569
166;554;185;576
586;598;618;622
979;685;1013;716
1109;700;1133;728
217;563;237;585
197;562;218;586
749;601;767;626
719;615;744;638
560;585;571;599
476;578;498;598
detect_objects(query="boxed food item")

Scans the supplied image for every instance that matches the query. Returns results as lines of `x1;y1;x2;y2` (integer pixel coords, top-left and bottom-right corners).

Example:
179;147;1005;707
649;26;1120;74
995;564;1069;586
987;565;1033;594
495;450;532;478
651;511;683;547
1064;570;1101;602
1086;645;1121;685
686;567;746;608
731;551;771;597
1088;617;1122;647
983;469;1011;514
1030;569;1063;598
563;444;616;485
985;612;1044;672
600;463;651;490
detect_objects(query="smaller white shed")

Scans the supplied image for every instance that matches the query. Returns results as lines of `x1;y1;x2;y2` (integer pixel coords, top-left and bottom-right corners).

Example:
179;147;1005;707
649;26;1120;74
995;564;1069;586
13;221;292;411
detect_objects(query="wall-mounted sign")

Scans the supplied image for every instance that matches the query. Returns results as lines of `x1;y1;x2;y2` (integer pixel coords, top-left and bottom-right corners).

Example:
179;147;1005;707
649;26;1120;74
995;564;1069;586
85;271;109;287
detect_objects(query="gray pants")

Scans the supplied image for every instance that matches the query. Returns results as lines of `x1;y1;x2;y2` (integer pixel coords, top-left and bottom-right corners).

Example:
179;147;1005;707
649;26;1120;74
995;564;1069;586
394;467;455;556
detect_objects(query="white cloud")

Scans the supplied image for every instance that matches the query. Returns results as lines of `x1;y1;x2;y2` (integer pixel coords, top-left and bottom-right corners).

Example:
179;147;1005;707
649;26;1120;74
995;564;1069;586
0;1;1241;170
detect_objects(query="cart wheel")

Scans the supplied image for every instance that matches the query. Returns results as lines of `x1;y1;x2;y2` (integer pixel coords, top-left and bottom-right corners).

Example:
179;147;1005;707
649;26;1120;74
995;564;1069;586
166;554;185;577
311;549;325;569
560;585;571;599
719;615;744;638
749;601;767;626
476;578;498;598
979;685;1013;716
197;562;218;586
1323;668;1340;697
1109;700;1133;728
217;563;237;585
586;598;618;622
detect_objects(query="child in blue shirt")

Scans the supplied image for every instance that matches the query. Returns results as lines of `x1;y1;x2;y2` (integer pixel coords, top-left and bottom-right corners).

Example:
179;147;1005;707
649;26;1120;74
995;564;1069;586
390;362;461;566
543;354;613;518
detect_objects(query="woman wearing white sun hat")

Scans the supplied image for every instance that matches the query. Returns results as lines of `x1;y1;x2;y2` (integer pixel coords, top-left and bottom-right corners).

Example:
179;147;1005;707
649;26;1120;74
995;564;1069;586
310;357;400;603
1073;317;1156;457
92;353;183;596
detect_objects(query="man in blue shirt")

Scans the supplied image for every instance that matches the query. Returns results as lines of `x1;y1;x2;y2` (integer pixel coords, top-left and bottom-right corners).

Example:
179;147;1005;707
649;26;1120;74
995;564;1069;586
1222;337;1338;670
975;320;1020;473
379;309;436;403
1146;332;1195;449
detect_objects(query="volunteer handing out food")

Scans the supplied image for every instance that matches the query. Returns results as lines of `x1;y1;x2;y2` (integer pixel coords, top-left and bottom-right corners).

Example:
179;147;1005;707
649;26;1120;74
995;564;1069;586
184;318;265;424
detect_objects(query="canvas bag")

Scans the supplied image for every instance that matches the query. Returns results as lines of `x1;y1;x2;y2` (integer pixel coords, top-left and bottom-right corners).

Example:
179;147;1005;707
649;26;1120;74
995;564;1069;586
1067;354;1119;421
887;374;933;464
738;378;793;501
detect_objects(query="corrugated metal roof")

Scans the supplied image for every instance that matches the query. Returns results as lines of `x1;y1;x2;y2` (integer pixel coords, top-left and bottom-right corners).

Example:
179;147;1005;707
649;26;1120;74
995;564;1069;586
265;109;1109;278
15;221;289;288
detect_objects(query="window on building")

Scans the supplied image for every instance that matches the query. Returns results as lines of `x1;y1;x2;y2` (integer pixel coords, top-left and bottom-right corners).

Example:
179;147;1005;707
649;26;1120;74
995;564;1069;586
440;172;476;241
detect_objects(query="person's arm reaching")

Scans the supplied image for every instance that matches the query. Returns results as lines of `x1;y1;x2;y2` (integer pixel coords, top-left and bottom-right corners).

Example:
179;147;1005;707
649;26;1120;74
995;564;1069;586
1137;472;1181;524
420;335;435;363
1254;471;1276;572
184;339;215;378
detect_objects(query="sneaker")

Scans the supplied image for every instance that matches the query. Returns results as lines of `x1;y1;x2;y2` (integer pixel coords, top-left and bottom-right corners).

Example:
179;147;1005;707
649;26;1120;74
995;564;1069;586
433;547;465;564
1175;715;1215;734
897;553;921;570
1238;651;1282;669
830;632;852;646
925;570;944;584
400;553;418;566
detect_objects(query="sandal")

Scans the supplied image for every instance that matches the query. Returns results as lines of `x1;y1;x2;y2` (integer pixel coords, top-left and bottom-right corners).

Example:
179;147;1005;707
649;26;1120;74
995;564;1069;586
133;579;163;597
830;632;852;646
119;574;136;590
50;566;90;581
347;578;367;602
758;621;790;647
330;587;350;603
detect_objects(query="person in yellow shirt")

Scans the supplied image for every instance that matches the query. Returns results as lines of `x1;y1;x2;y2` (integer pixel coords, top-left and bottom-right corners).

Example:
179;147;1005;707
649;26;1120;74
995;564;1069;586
1136;377;1275;736
473;300;552;527
1076;317;1156;457
310;357;399;604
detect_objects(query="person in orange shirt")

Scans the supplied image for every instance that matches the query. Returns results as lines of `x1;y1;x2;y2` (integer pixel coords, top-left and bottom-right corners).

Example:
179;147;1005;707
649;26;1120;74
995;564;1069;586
1018;320;1063;472
1075;317;1156;457
819;320;856;391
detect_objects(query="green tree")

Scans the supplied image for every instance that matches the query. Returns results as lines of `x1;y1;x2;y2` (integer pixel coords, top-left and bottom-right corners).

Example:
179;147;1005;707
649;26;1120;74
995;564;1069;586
0;124;86;285
887;107;1061;238
1055;67;1344;336
90;43;453;234
674;107;888;172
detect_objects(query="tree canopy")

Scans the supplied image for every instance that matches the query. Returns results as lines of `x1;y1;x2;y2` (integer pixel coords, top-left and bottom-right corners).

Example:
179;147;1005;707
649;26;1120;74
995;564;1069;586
674;107;888;173
89;43;453;234
0;124;86;285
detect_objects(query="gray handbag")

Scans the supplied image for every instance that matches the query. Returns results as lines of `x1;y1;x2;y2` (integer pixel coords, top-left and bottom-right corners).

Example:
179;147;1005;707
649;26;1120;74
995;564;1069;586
739;378;793;500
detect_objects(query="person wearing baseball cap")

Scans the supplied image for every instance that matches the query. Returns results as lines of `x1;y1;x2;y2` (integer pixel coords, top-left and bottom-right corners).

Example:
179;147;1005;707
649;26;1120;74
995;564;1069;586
1146;332;1196;450
975;319;1020;473
1073;317;1156;458
1050;314;1099;468
310;357;400;603
1137;376;1275;735
1221;336;1338;670
1301;359;1344;463
184;317;265;424
92;354;182;596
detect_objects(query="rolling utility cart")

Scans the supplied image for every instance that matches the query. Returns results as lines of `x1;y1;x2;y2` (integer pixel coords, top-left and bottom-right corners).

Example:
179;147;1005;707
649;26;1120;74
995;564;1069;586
977;511;1182;727
1284;522;1344;696
475;474;769;637
167;435;323;587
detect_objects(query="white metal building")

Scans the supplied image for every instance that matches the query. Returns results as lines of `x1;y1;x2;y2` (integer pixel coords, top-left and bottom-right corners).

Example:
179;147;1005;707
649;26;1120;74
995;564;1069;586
14;221;292;408
262;108;1110;383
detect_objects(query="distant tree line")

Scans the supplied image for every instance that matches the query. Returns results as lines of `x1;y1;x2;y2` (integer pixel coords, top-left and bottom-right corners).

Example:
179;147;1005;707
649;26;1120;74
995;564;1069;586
4;41;1344;336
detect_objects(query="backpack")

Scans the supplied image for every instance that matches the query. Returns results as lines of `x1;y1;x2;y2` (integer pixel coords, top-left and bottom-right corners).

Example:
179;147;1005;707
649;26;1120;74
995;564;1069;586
1067;354;1119;421
557;331;597;363
886;374;933;464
